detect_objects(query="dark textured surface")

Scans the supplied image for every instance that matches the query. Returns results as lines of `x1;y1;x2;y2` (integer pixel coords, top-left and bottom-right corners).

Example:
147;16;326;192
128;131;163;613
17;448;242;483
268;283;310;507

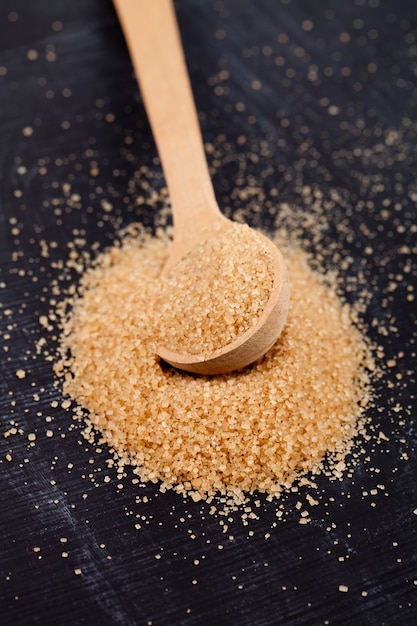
0;1;416;624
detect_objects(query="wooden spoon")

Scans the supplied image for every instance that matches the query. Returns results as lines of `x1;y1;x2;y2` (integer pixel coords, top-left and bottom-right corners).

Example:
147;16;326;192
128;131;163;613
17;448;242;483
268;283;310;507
113;0;290;375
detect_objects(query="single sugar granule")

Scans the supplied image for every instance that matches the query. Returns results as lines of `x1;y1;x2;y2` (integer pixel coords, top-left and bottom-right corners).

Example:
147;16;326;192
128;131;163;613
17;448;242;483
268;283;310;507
53;227;375;504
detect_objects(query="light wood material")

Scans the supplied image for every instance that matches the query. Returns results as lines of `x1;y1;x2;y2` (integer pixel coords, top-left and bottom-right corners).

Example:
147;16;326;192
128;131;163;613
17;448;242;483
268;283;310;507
114;0;290;374
113;0;226;273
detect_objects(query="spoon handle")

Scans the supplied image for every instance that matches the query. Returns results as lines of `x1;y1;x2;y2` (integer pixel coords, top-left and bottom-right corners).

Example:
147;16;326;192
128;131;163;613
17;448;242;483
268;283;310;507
114;0;223;241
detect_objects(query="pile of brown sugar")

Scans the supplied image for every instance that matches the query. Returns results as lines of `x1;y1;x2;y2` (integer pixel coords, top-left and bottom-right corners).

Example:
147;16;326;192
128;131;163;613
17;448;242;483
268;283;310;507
159;221;274;354
53;225;375;504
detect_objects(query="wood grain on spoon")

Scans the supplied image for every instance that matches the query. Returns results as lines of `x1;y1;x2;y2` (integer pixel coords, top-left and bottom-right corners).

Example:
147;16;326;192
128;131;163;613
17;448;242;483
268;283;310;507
113;0;290;375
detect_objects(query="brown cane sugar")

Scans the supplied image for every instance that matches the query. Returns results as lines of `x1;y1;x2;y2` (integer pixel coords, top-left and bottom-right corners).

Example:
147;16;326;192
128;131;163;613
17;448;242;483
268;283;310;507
158;221;274;355
53;226;375;504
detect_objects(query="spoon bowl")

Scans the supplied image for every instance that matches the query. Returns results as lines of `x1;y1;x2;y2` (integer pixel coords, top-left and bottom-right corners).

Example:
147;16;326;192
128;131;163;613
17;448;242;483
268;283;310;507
158;228;289;375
